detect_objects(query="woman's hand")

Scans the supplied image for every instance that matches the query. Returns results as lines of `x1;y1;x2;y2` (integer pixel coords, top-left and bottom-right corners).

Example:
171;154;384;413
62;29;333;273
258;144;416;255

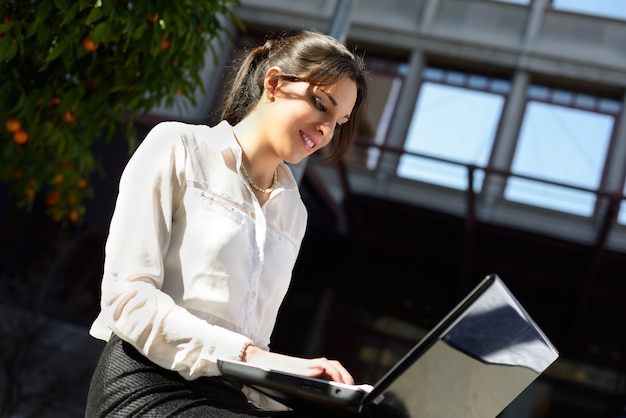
242;345;355;385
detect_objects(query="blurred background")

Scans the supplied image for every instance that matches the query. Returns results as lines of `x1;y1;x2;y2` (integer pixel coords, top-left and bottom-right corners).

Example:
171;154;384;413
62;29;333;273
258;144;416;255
2;0;626;416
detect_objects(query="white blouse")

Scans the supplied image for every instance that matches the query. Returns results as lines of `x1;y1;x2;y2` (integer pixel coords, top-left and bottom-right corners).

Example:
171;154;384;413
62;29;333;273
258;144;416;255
89;120;308;384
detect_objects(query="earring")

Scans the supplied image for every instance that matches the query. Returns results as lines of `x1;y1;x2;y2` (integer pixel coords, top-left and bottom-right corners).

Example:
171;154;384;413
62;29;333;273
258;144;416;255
268;92;275;102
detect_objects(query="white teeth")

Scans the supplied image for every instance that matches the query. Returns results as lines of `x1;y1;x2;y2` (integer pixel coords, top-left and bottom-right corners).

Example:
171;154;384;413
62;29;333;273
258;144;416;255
300;132;315;148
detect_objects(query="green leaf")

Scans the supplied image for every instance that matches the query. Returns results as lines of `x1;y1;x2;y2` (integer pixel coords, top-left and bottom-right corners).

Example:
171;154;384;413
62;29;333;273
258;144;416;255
92;21;111;44
85;7;104;25
36;26;49;49
78;0;91;12
131;23;148;40
35;2;53;20
26;20;39;39
0;39;17;62
12;90;27;115
101;0;113;16
53;0;70;11
53;131;67;155
46;37;68;63
62;41;74;71
0;20;15;33
61;87;83;111
60;3;80;27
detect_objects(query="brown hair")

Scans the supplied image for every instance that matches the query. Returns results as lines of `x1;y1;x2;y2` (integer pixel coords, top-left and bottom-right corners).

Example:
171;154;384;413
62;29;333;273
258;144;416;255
221;30;368;163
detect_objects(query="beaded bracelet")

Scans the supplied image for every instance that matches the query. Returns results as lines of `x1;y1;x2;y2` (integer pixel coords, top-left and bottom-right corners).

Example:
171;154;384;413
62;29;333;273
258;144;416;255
239;340;254;361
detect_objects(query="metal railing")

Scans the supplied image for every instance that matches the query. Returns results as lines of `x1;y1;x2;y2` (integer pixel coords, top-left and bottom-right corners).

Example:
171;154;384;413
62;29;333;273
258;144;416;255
343;140;626;249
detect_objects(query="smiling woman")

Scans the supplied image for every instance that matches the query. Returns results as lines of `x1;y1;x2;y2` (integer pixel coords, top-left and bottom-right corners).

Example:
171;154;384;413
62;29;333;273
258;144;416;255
85;30;369;418
232;71;358;174
222;30;368;164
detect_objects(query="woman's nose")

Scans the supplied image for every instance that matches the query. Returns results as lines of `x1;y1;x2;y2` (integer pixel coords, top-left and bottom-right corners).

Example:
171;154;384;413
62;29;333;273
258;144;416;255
317;120;333;143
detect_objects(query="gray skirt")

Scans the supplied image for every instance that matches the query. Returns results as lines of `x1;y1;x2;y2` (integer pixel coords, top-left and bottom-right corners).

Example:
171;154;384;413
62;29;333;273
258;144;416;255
85;334;276;417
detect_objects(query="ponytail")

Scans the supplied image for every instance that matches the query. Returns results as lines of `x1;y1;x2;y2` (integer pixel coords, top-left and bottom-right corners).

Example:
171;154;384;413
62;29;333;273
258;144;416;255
221;39;275;126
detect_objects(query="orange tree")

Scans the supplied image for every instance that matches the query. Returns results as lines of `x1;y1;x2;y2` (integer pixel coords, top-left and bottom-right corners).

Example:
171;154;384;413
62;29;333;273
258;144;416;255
0;0;241;223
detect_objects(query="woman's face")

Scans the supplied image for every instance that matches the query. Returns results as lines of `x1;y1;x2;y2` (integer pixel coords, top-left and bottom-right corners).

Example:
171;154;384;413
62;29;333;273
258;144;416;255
264;74;358;165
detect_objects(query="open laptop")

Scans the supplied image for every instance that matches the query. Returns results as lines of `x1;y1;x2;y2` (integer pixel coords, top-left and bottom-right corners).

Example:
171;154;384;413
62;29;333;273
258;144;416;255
218;274;559;417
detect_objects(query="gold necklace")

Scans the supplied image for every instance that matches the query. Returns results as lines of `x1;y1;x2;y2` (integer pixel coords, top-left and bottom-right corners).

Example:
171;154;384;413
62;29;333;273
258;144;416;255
241;163;278;194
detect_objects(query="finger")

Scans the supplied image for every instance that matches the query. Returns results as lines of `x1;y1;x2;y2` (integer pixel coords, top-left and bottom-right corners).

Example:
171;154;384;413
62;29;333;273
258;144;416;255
296;366;326;377
329;360;354;385
299;358;340;381
317;359;354;384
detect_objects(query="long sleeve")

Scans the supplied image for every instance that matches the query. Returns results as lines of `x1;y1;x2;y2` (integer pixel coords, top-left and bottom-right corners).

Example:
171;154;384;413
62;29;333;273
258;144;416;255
91;122;252;379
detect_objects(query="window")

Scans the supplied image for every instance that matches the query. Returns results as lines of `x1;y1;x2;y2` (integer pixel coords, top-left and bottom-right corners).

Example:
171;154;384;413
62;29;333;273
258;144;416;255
346;57;408;170
505;86;619;216
397;68;509;191
551;0;626;20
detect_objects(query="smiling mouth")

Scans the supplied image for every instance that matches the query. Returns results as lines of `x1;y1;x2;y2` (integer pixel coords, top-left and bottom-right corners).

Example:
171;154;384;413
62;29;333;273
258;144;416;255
299;131;316;150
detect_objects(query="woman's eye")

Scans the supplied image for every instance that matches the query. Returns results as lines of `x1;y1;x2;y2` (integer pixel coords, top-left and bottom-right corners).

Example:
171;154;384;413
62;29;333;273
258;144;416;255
314;97;327;112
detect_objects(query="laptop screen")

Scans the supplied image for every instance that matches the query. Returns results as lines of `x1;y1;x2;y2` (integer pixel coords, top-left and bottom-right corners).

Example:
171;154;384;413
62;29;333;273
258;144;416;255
364;275;558;417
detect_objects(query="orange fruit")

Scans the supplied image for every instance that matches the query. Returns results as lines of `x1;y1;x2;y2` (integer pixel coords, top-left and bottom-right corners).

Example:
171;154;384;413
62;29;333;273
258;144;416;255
68;211;79;223
46;191;61;206
83;37;98;52
78;178;88;189
13;129;28;144
5;119;20;132
53;173;64;184
160;38;171;51
62;110;74;122
148;13;159;23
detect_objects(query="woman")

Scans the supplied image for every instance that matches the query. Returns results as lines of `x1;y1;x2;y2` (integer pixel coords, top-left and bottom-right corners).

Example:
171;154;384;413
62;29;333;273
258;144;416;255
86;29;368;417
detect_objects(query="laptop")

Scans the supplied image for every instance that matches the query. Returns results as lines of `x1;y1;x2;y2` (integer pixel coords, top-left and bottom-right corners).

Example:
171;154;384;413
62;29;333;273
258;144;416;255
218;274;559;417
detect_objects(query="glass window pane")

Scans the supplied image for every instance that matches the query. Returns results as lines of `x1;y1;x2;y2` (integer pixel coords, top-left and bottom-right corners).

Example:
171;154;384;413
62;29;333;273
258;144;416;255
552;89;573;105
506;178;597;215
397;156;486;191
552;0;626;20
423;67;444;82
491;79;512;94
491;0;530;4
528;85;550;101
398;82;505;190
618;179;626;225
446;71;465;86
505;101;614;216
468;75;489;90
346;56;406;170
598;98;622;114
574;94;596;109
